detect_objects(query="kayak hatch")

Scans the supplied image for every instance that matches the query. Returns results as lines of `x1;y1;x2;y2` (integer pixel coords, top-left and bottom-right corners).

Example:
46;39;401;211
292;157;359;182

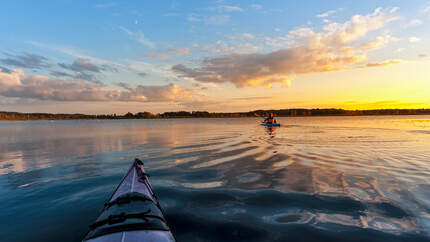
83;158;175;242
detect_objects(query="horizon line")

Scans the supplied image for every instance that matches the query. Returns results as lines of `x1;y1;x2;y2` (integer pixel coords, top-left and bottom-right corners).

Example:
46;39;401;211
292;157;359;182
2;107;430;116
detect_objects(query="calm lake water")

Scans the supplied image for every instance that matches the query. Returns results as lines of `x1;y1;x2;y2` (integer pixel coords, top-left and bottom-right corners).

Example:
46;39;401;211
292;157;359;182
1;116;430;242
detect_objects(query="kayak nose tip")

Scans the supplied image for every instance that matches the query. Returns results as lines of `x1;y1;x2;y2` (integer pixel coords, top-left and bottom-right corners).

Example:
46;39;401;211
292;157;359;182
135;158;144;166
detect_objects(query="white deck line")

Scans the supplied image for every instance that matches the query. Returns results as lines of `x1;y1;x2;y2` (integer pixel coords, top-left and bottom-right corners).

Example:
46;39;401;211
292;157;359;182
130;167;136;193
120;232;126;242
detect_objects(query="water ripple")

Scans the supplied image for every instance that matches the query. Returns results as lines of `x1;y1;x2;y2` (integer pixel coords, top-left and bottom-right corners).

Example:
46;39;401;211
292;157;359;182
1;117;430;241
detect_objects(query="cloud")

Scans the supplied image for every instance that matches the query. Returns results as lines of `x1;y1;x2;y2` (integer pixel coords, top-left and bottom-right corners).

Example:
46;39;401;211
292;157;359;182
249;4;262;10
130;84;205;102
26;41;173;84
137;72;147;78
208;5;243;12
316;9;337;18
241;33;255;39
264;35;292;48
115;82;130;90
74;72;100;83
119;26;155;48
145;48;190;59
59;58;102;72
205;15;230;25
390;7;399;13
198;40;262;55
0;52;50;69
0;66;12;74
0;69;204;103
49;70;98;83
56;58;116;82
200;45;220;53
218;5;243;12
424;5;430;13
187;13;201;22
232;96;273;101
27;41;125;71
321;8;398;44
173;48;342;88
358;59;402;68
214;39;248;52
126;60;179;81
406;19;423;27
173;8;399;88
289;27;314;37
408;37;421;43
50;70;74;77
0;69;25;87
94;2;116;8
359;35;396;50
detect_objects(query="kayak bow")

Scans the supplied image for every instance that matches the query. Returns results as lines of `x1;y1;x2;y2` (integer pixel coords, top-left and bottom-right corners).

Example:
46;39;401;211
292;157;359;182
83;159;175;242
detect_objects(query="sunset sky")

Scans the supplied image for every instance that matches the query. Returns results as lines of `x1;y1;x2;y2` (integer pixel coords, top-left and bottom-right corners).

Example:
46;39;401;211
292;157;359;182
1;0;429;114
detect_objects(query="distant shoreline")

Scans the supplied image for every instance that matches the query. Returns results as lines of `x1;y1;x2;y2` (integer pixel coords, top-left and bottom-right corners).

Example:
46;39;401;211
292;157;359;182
1;109;430;121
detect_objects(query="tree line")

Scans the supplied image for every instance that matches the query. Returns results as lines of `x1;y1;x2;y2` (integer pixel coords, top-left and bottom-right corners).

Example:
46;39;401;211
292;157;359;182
1;108;430;120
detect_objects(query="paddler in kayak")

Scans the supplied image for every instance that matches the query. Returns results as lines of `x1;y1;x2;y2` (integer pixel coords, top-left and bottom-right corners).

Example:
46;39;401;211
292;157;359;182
264;113;277;124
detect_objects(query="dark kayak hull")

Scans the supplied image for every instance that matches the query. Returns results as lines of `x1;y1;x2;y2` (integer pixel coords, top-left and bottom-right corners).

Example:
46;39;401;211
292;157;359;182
83;159;175;242
261;123;280;127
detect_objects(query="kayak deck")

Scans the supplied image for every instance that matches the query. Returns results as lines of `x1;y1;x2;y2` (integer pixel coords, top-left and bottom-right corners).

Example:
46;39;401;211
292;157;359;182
261;122;280;127
83;159;175;242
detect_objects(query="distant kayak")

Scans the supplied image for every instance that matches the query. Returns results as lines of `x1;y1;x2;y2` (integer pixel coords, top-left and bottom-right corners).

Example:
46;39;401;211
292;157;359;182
83;159;175;242
261;122;280;127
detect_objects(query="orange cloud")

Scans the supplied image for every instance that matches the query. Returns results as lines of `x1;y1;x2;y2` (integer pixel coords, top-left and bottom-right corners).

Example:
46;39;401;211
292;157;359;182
359;59;402;68
0;69;205;102
172;8;399;88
